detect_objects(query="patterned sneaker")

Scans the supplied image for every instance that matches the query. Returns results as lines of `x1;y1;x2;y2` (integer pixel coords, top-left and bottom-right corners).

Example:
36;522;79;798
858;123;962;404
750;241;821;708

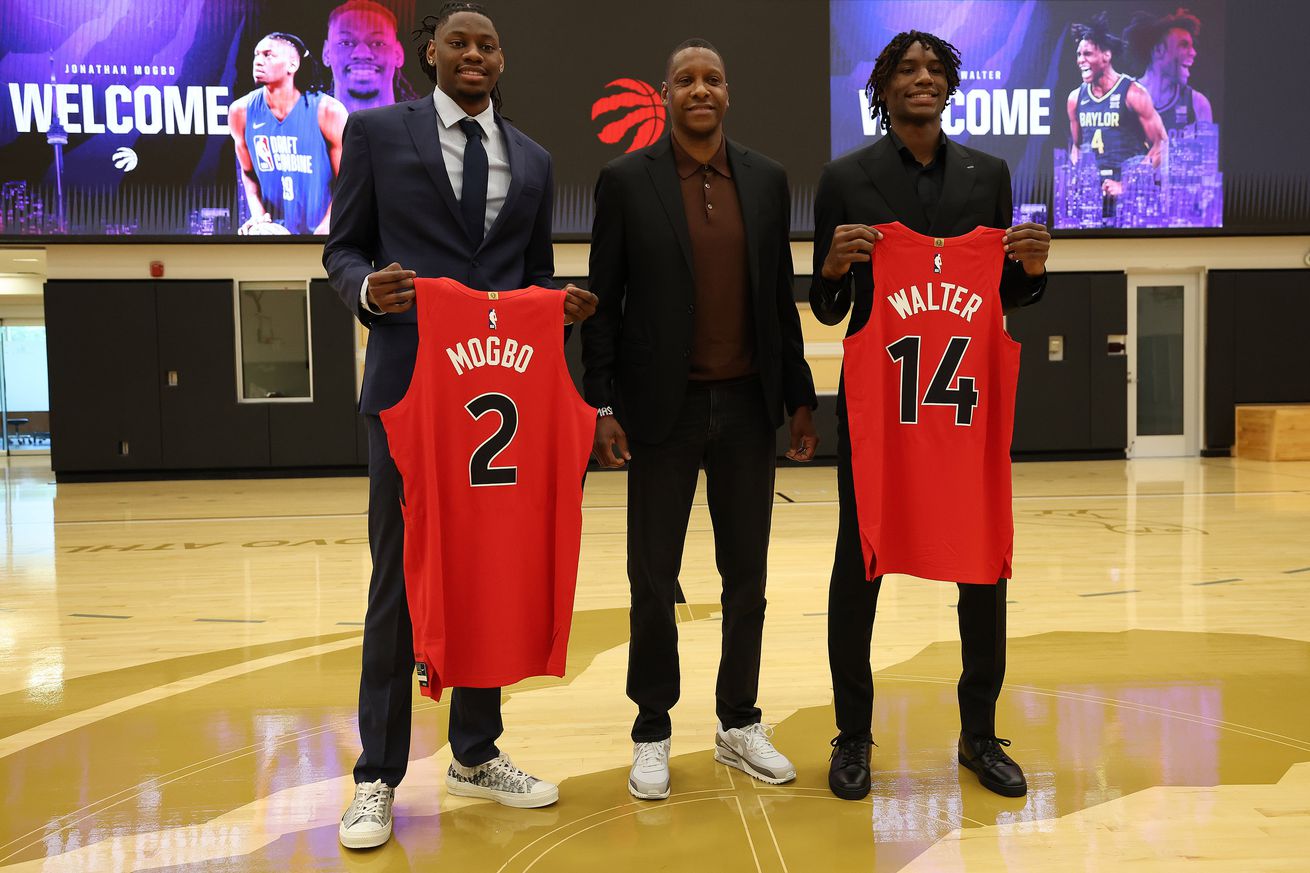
339;780;394;849
628;739;671;800
714;723;797;784
446;753;559;808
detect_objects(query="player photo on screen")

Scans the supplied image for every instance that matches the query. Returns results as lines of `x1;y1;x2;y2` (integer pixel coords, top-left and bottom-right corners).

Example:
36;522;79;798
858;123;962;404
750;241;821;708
0;0;420;238
829;0;1225;231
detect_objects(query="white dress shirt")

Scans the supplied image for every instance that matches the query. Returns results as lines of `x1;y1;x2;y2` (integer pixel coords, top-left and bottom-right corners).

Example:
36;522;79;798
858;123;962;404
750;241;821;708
360;89;512;313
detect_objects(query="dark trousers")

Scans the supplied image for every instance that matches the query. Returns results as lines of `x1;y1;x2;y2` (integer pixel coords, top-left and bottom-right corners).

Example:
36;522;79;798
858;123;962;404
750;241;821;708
626;377;777;742
354;414;504;786
827;419;1008;742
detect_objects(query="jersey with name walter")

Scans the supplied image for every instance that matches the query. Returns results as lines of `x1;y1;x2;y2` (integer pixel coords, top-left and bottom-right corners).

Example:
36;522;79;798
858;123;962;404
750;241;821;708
380;279;595;698
842;222;1019;585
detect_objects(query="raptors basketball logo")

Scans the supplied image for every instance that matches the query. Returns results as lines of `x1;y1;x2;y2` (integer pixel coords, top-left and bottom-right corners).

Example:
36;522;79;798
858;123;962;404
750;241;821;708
591;78;666;153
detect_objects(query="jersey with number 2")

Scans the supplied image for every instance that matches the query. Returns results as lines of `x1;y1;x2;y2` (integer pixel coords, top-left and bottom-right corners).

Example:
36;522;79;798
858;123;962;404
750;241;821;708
381;279;595;698
843;222;1019;585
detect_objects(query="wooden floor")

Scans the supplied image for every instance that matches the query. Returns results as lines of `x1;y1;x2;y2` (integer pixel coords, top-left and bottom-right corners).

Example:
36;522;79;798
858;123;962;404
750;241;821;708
2;454;1309;871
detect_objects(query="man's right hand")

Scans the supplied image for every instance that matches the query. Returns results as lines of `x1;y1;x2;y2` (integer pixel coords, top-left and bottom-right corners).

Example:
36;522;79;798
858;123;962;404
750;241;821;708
366;262;417;313
593;416;631;468
821;224;883;282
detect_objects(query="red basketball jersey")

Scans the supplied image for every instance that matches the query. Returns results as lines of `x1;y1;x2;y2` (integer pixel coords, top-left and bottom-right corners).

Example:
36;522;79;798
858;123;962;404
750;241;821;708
381;279;595;699
843;222;1020;585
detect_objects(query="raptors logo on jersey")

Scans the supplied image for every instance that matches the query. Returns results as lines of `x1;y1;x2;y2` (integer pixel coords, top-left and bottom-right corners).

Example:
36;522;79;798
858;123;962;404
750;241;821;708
842;222;1020;585
380;279;595;698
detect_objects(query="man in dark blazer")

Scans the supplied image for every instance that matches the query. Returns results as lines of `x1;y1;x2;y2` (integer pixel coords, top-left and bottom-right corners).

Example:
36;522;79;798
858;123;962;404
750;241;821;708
583;39;819;801
323;2;596;849
811;31;1051;802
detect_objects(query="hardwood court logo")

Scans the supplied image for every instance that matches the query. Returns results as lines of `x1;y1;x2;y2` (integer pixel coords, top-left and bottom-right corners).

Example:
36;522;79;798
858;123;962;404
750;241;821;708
591;78;665;153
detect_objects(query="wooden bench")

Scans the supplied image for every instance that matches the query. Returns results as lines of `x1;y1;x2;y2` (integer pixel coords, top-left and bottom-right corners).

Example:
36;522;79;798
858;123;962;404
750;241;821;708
1234;404;1310;461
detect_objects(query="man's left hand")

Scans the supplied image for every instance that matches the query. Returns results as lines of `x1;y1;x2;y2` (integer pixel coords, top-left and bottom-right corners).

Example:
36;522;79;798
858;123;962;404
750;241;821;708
563;284;599;325
785;406;819;462
1004;223;1051;277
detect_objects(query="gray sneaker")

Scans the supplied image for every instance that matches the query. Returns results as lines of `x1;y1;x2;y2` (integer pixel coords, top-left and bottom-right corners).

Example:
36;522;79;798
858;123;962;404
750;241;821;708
339;780;394;849
628;739;671;800
446;753;559;808
714;723;797;784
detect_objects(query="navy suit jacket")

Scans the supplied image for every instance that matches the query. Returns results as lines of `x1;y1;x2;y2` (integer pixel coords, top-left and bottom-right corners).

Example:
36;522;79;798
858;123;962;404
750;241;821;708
324;95;555;414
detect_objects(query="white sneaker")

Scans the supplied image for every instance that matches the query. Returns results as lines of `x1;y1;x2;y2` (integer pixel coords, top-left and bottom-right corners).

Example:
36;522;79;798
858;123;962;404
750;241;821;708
339;780;394;849
715;723;796;784
446;753;559;808
629;739;671;800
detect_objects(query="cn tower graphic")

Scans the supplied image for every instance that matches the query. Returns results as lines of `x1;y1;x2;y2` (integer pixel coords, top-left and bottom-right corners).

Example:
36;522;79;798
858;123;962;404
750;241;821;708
46;53;68;233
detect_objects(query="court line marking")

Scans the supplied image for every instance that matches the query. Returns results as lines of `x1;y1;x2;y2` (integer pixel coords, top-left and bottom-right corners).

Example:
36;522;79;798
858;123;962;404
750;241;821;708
1078;589;1140;597
68;613;131;619
194;618;265;624
756;794;790;873
24;488;1310;528
0;636;377;860
1194;578;1241;586
734;795;766;873
1284;567;1310;575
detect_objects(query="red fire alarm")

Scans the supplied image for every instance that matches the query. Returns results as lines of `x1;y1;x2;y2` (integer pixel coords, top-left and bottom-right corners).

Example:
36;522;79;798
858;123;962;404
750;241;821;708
149;260;164;278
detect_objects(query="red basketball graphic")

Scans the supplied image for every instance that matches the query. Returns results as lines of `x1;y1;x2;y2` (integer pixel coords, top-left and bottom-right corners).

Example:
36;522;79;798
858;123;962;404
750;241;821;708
591;78;666;153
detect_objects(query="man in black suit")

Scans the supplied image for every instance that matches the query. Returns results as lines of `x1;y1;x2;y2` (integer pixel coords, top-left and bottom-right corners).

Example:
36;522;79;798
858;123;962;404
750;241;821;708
812;31;1051;801
583;39;819;801
324;2;597;849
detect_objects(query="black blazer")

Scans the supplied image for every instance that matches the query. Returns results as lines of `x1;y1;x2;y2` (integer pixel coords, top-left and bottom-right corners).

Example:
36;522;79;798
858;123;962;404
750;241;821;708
323;96;555;414
808;135;1046;415
582;136;817;445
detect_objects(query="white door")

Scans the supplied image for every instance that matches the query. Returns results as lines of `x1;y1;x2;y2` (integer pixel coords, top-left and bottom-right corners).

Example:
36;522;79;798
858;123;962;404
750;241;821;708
1126;273;1202;458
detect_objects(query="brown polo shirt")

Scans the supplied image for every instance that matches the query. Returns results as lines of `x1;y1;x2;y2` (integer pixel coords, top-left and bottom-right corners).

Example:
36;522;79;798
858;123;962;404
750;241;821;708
671;135;756;381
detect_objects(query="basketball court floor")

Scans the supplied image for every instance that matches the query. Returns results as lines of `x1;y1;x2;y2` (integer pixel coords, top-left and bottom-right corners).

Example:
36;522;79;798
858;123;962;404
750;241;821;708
2;454;1308;871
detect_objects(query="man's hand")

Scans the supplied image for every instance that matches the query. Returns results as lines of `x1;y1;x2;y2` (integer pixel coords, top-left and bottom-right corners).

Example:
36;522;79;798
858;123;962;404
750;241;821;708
785;406;819;462
563;284;599;325
593;415;631;468
1003;222;1051;277
238;213;272;235
821;224;882;282
366;262;417;313
1101;179;1124;197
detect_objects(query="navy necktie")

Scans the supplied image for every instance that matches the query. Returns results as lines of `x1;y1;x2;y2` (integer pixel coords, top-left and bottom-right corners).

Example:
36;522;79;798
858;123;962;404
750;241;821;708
458;118;488;247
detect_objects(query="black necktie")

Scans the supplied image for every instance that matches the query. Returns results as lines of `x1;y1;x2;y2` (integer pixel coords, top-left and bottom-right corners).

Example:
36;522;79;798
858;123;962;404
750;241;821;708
458;118;488;247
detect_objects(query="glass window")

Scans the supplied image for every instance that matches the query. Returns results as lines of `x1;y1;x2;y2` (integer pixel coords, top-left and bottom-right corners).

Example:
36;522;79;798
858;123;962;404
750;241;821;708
235;281;312;402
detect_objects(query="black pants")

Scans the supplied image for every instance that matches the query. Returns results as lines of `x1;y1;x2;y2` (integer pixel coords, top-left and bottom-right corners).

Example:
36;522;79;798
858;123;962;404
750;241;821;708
827;419;1008;742
626;378;777;742
354;414;504;786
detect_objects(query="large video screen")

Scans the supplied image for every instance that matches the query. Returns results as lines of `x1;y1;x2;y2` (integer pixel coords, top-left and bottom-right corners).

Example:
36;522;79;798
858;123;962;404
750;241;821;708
831;0;1229;231
0;0;829;240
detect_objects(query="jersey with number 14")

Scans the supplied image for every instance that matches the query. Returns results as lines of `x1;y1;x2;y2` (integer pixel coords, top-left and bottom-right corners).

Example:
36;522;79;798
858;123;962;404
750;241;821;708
381;279;595;699
843;222;1019;585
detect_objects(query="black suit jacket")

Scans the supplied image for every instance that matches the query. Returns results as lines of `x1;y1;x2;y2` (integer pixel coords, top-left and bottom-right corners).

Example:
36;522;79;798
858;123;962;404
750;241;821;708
582;136;817;445
809;135;1046;416
323;96;555;414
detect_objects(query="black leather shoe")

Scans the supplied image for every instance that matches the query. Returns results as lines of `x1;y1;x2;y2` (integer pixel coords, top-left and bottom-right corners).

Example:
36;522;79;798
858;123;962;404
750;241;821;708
828;734;872;800
958;733;1027;797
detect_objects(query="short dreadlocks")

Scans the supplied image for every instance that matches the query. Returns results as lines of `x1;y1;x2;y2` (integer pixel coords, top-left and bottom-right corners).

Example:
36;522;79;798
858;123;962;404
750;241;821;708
414;1;505;113
864;30;962;131
1070;11;1123;54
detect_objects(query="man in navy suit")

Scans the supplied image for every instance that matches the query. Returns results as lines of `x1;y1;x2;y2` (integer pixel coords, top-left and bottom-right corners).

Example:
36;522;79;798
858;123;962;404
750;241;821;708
324;2;597;850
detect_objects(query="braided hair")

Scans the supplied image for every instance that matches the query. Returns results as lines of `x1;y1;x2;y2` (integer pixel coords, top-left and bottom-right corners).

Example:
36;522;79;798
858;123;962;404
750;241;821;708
413;1;504;113
864;31;961;131
264;32;328;93
1070;11;1123;54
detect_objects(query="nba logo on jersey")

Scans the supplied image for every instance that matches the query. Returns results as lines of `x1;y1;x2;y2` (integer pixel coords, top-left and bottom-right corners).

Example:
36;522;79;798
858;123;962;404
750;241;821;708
489;309;498;330
1110;93;1121;109
253;135;274;172
933;253;943;274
